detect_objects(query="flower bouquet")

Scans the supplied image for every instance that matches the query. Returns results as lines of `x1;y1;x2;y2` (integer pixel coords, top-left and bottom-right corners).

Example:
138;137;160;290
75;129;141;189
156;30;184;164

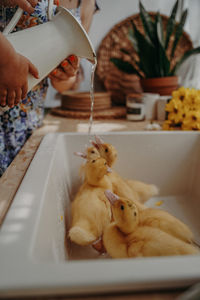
163;87;200;130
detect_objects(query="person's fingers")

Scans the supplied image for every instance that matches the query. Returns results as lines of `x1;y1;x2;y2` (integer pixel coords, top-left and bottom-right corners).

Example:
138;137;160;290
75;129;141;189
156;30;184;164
7;90;16;108
15;89;22;105
68;55;79;69
0;90;7;106
49;68;69;81
0;96;7;107
61;60;77;77
22;83;28;100
28;60;39;79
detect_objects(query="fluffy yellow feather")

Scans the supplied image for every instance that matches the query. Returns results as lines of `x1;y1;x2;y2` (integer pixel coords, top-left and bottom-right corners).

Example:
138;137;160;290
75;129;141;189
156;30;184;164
68;157;112;246
92;136;158;207
103;191;199;258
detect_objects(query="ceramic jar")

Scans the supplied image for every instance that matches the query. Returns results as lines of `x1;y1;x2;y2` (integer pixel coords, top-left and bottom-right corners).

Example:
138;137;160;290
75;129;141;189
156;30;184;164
126;93;145;121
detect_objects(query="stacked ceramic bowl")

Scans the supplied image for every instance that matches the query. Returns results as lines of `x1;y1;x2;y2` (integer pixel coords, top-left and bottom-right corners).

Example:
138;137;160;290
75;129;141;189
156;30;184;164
61;91;111;111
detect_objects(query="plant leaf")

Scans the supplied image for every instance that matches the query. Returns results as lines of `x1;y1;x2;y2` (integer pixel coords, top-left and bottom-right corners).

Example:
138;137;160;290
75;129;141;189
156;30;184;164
120;48;141;70
130;20;160;77
157;12;164;48
128;28;139;52
158;41;171;76
165;0;179;49
170;47;200;74
120;48;131;55
110;57;142;77
170;9;188;58
155;12;171;76
139;1;155;43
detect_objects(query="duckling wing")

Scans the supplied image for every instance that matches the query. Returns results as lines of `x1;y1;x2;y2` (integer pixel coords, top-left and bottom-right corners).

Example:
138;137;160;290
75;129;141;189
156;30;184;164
127;226;199;257
140;208;194;243
126;180;159;203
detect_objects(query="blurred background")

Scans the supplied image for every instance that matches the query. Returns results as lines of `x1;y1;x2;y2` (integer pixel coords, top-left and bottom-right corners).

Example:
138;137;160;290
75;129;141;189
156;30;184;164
45;0;200;108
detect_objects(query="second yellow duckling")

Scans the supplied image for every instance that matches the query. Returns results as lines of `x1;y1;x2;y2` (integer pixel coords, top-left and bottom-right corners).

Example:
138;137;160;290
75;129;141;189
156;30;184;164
103;191;199;258
68;158;112;246
92;136;158;207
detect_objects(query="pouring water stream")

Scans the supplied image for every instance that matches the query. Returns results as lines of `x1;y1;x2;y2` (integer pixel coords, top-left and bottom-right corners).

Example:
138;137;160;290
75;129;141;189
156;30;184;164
88;57;97;135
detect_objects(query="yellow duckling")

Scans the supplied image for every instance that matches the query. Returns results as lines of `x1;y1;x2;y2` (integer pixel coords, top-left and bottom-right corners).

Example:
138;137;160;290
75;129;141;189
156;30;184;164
103;191;199;258
68;157;112;246
74;145;100;161
92;136;158;207
76;141;139;207
91;136;118;167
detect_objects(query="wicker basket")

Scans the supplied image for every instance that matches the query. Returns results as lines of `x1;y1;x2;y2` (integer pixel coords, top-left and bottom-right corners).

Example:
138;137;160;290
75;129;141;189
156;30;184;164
96;12;193;105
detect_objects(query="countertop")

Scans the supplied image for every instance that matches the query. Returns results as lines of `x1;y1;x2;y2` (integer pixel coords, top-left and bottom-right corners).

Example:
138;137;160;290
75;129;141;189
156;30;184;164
0;114;190;300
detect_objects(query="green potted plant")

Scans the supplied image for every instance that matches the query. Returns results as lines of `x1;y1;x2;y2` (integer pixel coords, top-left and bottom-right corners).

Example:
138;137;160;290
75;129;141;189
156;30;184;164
110;0;200;95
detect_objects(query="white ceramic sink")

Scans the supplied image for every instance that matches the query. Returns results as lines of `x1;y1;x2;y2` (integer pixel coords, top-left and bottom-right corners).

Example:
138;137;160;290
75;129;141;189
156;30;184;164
0;132;200;297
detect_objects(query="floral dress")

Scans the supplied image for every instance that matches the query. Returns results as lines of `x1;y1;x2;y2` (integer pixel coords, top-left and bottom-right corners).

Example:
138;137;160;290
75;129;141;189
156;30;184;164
0;0;53;176
0;1;82;176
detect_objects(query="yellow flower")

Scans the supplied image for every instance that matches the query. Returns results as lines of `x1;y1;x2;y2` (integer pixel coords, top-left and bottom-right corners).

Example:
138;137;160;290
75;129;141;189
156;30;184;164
162;120;175;130
196;89;200;98
186;110;200;122
168;111;184;124
184;88;200;106
172;87;189;102
165;98;184;124
165;87;200;130
182;110;200;131
165;98;182;113
182;122;200;130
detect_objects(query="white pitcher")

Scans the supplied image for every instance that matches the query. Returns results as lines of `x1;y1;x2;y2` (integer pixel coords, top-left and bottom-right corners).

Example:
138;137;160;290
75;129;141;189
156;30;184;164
1;3;96;110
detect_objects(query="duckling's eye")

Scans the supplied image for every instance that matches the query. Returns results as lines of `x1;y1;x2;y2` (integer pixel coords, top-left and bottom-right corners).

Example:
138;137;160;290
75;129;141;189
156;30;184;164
134;212;137;216
92;160;96;163
120;205;124;210
105;148;108;153
91;150;95;154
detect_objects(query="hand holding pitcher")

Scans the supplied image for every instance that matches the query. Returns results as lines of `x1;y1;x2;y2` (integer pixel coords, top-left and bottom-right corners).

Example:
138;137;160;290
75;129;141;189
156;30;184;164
49;55;82;93
0;0;40;107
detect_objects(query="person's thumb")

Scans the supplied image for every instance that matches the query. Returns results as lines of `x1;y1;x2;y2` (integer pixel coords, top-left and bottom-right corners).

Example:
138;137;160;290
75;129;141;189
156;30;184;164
28;61;39;79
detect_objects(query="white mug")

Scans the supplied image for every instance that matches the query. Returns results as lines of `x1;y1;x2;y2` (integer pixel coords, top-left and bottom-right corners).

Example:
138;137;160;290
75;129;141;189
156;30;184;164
142;93;160;121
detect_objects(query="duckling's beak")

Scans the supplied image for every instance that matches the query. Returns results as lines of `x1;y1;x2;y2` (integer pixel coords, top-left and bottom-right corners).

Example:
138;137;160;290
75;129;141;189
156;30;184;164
74;151;87;159
90;140;99;149
107;166;112;173
95;135;104;144
90;135;104;149
104;190;119;205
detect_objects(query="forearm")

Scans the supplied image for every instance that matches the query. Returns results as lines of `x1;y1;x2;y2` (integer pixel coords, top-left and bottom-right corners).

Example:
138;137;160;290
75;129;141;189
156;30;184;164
80;0;96;32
